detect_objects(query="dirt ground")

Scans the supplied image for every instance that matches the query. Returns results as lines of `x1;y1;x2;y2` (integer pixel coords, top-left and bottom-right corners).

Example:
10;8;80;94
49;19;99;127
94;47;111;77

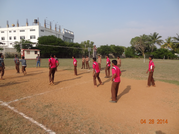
0;67;179;134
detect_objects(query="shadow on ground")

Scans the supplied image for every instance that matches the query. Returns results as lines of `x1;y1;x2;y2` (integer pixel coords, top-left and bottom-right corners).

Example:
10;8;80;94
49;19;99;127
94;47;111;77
103;77;112;84
0;80;28;87
117;85;131;101
156;130;166;134
6;72;44;79
55;77;82;85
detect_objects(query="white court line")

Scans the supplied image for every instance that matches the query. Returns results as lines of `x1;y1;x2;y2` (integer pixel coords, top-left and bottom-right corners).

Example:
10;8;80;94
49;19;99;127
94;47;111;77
0;101;56;134
5;80;92;105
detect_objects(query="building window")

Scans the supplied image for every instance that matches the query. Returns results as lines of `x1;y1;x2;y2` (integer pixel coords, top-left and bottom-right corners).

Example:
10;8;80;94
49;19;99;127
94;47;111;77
14;36;16;40
20;30;25;32
30;35;36;39
9;31;11;33
9;37;12;40
41;30;44;32
27;51;30;54
20;36;25;40
1;31;4;33
1;37;5;40
35;51;38;54
14;30;16;32
30;29;35;31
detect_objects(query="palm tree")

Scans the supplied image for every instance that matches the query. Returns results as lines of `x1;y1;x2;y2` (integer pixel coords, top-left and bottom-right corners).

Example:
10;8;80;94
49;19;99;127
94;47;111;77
161;37;175;50
173;34;179;42
173;34;179;48
172;34;179;52
149;32;163;52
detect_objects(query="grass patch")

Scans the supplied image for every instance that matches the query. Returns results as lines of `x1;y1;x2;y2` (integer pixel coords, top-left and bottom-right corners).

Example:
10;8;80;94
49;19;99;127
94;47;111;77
4;58;179;86
157;79;179;85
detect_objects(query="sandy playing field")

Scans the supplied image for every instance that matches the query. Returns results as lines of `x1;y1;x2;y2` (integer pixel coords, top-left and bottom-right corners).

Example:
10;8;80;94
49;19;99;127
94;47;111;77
0;67;179;134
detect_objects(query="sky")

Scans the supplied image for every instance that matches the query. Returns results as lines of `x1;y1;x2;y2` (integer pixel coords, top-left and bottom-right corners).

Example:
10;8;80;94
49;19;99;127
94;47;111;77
0;0;179;47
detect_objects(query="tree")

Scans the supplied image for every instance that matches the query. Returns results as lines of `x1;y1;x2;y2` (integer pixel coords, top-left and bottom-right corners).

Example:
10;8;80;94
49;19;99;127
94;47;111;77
110;45;124;57
161;37;175;50
37;35;84;58
130;34;149;56
14;39;33;53
81;40;94;56
0;48;3;51
173;34;179;53
149;32;163;52
151;48;177;59
97;45;112;56
125;47;135;58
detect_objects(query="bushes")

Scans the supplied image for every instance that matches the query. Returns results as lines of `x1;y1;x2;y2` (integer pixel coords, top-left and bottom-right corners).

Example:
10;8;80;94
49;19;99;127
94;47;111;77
5;53;20;58
97;45;124;57
151;48;177;59
125;47;135;58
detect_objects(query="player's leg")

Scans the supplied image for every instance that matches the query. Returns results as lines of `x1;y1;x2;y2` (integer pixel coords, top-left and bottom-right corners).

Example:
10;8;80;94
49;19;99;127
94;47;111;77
51;68;55;84
147;72;152;86
49;68;52;84
22;66;24;74
93;73;97;87
97;72;102;84
108;66;110;77
24;66;27;75
151;72;155;86
86;62;88;69
110;81;117;102
0;67;4;80
17;64;20;73
115;82;120;100
75;66;77;75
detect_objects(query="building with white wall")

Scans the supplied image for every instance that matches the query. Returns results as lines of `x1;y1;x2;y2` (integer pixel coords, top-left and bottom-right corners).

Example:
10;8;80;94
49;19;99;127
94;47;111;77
0;19;74;48
21;49;40;59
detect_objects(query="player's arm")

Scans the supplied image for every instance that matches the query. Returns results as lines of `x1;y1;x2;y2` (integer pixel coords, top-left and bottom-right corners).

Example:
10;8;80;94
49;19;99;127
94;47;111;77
111;73;116;81
48;60;51;68
111;68;116;81
56;61;59;67
146;69;149;73
93;69;95;76
2;60;5;69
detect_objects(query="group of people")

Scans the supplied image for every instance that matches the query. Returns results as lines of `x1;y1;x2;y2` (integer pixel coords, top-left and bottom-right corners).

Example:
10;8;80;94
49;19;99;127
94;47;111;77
0;52;156;103
81;55;90;69
71;55;122;103
71;54;155;103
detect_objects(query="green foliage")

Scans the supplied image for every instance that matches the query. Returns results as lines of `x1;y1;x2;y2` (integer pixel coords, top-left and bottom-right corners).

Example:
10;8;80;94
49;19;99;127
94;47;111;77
130;34;150;56
110;45;124;57
149;32;163;51
0;48;3;51
81;40;94;56
151;48;177;59
125;47;135;58
5;52;21;58
97;45;112;56
97;45;124;57
37;35;86;58
14;39;34;53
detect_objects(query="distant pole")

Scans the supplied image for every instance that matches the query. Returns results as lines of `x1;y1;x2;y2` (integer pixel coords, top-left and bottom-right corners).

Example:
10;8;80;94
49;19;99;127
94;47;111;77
3;46;5;59
144;54;145;63
20;43;22;50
